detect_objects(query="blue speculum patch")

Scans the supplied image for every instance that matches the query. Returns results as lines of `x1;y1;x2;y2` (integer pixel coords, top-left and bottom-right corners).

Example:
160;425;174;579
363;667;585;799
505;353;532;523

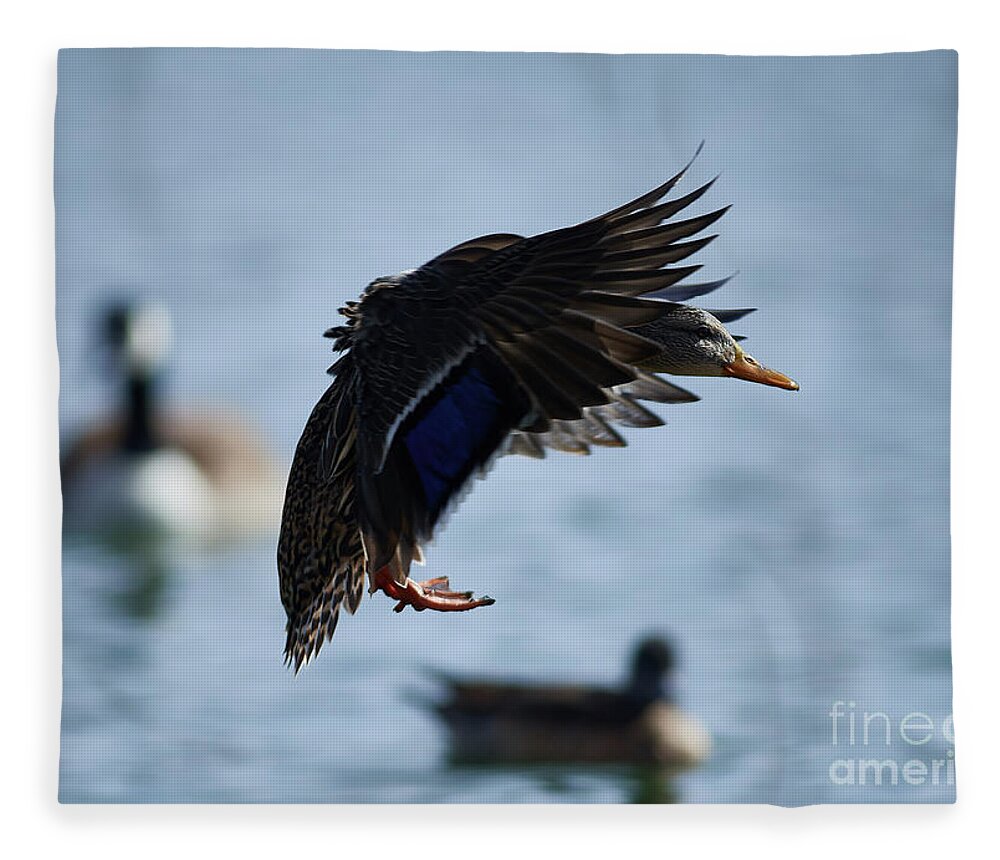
404;366;502;513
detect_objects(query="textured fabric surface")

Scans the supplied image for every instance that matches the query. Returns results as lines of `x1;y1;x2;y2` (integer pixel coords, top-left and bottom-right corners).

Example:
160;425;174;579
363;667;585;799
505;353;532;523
56;49;956;804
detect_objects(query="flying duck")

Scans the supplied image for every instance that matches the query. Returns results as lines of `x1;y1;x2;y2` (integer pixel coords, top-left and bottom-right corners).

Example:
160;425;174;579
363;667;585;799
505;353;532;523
429;637;711;768
61;302;284;544
278;152;798;670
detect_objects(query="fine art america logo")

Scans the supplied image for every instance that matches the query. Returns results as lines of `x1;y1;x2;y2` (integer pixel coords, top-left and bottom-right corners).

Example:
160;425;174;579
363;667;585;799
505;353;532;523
828;701;955;788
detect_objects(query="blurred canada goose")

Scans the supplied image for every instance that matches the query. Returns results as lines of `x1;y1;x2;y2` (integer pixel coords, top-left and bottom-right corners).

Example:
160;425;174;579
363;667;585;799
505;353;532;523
279;150;798;669
61;302;284;544
430;638;711;768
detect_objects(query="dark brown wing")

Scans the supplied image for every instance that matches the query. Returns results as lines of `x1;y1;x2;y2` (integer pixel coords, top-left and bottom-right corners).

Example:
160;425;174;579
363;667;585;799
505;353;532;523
504;370;702;458
343;155;727;582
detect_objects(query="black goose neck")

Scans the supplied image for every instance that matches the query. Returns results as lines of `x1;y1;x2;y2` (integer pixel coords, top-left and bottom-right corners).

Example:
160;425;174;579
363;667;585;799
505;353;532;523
626;640;676;705
627;666;667;706
123;370;158;454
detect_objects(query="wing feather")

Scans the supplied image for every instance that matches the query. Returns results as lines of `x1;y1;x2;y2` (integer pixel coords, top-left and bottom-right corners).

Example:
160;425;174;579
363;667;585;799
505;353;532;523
312;151;732;594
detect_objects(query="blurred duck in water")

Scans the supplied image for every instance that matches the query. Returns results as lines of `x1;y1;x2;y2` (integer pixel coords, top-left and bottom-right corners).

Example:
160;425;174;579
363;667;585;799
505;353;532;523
61;302;284;546
429;637;711;769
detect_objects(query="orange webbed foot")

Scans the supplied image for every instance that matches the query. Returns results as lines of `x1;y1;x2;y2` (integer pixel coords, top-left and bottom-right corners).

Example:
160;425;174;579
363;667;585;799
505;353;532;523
370;568;496;614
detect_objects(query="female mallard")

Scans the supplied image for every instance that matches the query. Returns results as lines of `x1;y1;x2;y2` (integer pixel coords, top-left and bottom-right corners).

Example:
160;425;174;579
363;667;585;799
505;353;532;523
278;154;798;670
430;637;711;768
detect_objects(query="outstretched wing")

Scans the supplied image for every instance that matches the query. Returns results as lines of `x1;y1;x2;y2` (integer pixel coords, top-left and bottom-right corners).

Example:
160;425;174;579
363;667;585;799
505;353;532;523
341;153;728;582
504;370;701;458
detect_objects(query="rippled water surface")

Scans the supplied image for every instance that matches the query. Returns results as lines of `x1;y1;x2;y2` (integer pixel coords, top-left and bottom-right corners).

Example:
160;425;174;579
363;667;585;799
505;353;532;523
57;49;956;803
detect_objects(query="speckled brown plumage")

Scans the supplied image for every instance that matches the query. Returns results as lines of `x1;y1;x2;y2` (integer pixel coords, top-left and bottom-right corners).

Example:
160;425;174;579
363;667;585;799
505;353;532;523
278;366;367;670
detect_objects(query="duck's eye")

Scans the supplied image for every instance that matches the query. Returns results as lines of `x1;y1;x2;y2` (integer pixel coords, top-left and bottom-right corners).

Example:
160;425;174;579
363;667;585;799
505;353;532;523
696;326;713;339
744;355;758;366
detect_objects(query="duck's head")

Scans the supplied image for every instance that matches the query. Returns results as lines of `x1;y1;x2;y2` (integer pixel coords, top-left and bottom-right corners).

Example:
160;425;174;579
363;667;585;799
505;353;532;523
102;302;173;379
627;637;676;703
635;304;798;391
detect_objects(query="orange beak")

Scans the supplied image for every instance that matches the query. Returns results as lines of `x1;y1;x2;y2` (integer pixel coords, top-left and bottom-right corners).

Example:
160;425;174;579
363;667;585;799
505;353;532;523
723;349;799;391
